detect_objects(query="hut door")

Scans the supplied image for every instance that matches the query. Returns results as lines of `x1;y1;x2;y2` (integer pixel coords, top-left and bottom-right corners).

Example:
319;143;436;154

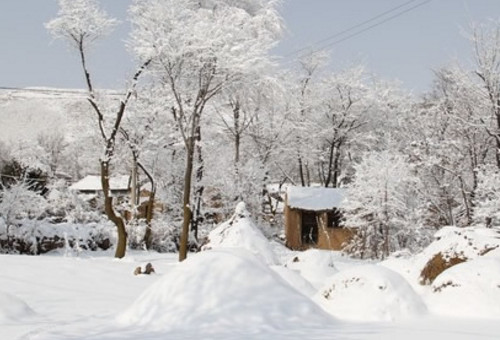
301;211;318;245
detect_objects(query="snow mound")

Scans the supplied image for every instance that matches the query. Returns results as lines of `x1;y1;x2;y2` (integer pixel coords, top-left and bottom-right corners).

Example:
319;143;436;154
271;266;317;297
117;249;334;332
0;291;36;322
417;226;500;265
427;257;500;319
285;249;338;289
416;226;500;284
315;265;427;321
202;202;278;265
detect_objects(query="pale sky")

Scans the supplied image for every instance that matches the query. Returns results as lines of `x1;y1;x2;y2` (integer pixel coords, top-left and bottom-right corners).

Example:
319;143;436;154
1;0;500;93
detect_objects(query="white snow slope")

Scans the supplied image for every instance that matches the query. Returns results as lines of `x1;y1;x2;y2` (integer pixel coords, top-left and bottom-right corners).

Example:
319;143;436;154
1;220;500;339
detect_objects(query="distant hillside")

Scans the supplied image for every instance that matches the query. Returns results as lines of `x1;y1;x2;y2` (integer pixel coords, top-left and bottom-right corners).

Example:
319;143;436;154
0;88;82;144
0;88;121;144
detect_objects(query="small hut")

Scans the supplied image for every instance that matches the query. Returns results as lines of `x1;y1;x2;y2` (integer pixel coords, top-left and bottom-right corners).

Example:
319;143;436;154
284;186;354;251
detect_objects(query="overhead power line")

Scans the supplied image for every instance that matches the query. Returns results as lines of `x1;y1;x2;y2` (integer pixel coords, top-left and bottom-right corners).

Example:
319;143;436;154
0;86;84;94
286;0;421;57
0;86;123;97
285;0;433;59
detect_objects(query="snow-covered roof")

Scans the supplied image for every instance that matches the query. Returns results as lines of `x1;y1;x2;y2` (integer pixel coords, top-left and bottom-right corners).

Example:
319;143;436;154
69;175;130;192
287;186;345;211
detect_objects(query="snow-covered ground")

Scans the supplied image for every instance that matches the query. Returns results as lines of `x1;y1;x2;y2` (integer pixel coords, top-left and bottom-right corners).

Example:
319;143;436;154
2;209;500;339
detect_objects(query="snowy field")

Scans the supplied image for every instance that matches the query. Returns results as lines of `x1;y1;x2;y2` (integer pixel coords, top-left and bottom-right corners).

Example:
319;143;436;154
2;208;500;339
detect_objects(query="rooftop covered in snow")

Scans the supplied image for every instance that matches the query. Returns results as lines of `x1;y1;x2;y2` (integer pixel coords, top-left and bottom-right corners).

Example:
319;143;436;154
69;175;130;192
286;186;345;211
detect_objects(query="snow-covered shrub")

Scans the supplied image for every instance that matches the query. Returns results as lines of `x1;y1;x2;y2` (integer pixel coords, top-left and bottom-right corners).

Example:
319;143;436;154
45;180;104;224
0;176;113;254
202;155;271;225
474;165;500;227
0;221;113;255
125;217;178;253
0;180;47;225
0;158;48;194
126;219;148;250
145;218;180;253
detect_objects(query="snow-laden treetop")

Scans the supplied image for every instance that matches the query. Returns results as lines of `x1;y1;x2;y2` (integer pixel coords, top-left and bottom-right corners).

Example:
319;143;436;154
45;0;118;50
287;186;345;211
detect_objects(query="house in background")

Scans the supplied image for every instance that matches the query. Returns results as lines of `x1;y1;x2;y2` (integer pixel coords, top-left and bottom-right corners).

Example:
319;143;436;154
284;186;354;251
69;175;131;198
69;175;162;221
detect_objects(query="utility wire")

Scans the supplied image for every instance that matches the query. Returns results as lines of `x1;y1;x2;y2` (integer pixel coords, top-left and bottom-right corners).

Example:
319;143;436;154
317;0;432;52
0;86;123;96
286;0;422;57
286;0;432;60
0;86;84;94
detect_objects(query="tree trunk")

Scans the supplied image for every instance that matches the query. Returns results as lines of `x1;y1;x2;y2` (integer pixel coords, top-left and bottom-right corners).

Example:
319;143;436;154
494;132;500;170
143;190;155;249
298;155;305;187
234;112;241;198
130;157;138;210
101;161;127;258
233;101;241;164
179;137;195;262
137;161;156;250
305;161;311;187
495;101;500;169
457;175;472;226
382;182;390;259
324;142;336;187
192;125;204;242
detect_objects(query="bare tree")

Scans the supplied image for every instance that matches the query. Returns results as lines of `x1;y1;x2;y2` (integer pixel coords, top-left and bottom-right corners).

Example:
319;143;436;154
46;0;150;258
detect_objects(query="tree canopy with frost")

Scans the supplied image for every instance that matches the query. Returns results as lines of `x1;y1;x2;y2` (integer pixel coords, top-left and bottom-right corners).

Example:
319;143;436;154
129;0;283;261
342;151;425;259
474;165;500;227
45;0;117;50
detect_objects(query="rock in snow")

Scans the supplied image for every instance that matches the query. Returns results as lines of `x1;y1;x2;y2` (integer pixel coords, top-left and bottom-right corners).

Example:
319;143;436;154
201;202;279;265
117;248;334;332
